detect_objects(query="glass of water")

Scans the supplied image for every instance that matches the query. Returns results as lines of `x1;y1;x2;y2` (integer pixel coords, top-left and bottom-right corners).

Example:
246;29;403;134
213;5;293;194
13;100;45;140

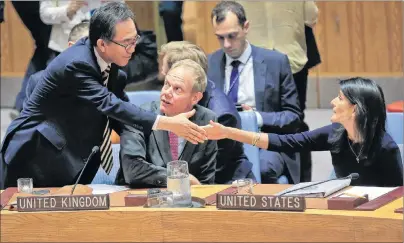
234;178;254;195
167;160;192;207
147;191;174;208
17;178;33;194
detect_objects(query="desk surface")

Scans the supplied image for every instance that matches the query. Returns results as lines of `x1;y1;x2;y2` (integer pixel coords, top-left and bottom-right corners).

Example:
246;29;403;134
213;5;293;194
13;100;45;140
1;185;402;242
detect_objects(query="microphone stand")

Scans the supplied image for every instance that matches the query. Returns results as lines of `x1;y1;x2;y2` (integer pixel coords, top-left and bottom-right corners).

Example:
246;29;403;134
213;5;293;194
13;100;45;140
71;146;99;195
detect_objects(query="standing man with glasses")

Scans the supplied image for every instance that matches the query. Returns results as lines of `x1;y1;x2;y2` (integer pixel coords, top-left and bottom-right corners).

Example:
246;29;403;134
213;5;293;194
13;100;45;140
0;2;206;189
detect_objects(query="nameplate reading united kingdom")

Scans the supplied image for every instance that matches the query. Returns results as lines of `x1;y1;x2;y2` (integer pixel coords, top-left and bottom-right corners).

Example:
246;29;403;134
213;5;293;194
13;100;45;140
16;194;110;212
216;194;305;211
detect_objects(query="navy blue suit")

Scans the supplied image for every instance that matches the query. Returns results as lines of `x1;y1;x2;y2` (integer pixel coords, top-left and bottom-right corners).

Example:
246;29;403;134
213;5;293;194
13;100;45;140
207;45;303;183
0;38;157;188
199;81;254;183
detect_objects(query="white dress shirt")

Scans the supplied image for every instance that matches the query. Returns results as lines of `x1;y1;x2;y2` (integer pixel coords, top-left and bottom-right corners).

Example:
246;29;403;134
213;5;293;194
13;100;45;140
224;42;263;126
93;47;161;130
224;42;255;108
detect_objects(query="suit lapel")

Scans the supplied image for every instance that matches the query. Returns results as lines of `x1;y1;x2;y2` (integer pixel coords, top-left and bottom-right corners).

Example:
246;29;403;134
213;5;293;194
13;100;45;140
152;129;173;165
252;46;267;111
211;51;226;92
178;139;197;163
177;106;202;162
147;102;173;165
219;53;226;92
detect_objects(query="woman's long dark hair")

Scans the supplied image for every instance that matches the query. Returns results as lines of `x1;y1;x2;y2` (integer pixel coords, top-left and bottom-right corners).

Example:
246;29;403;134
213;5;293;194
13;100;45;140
330;77;386;161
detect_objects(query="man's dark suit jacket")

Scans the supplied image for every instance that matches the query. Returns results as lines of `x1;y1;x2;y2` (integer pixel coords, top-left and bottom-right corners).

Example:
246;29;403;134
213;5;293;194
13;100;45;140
207;45;303;183
198;80;253;183
116;103;217;188
0;37;157;189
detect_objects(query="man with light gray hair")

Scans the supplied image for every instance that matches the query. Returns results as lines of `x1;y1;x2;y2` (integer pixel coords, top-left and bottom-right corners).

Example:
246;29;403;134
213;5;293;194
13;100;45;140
116;59;218;188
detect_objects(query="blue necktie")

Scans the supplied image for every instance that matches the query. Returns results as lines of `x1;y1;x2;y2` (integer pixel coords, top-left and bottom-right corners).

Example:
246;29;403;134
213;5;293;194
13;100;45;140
228;60;241;104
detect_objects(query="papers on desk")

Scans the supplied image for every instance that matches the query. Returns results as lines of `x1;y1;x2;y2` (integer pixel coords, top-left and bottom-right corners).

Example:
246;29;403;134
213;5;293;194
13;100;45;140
275;179;351;198
88;184;129;195
334;186;398;201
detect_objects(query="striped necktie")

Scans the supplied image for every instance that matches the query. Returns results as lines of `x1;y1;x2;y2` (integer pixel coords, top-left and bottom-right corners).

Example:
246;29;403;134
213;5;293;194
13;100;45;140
100;65;113;174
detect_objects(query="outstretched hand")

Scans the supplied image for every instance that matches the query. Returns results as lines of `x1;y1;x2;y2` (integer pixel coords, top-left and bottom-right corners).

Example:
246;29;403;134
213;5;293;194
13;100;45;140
163;109;207;144
201;120;229;140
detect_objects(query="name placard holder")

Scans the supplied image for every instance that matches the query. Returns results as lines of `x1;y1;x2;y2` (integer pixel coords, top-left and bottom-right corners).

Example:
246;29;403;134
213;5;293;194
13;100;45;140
216;194;306;211
16;194;110;212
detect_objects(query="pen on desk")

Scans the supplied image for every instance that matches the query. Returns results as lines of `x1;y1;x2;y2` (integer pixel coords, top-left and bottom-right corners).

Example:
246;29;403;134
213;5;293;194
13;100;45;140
342;192;367;199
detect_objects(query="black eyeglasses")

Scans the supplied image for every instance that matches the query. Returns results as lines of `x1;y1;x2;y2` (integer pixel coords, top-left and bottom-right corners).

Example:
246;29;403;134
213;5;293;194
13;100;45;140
109;34;141;53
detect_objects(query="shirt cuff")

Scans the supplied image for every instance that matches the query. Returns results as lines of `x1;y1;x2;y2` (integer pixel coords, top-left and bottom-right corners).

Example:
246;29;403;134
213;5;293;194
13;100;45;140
255;111;263;128
152;115;161;130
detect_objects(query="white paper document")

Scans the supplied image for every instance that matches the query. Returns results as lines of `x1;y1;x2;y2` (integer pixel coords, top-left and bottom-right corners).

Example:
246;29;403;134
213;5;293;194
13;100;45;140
334;186;398;201
275;179;352;198
88;184;129;195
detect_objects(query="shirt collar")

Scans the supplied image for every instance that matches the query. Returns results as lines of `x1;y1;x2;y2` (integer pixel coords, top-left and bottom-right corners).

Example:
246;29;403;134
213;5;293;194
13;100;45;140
225;41;252;66
93;47;111;73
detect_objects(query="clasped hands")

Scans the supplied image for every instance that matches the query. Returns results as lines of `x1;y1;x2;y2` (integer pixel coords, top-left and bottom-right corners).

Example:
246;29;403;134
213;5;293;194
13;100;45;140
157;109;227;145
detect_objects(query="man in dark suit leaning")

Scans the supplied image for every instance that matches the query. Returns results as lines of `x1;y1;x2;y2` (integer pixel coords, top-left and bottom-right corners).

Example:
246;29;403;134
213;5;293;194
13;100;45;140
207;1;303;184
116;59;217;188
0;2;206;189
157;41;255;183
24;21;91;107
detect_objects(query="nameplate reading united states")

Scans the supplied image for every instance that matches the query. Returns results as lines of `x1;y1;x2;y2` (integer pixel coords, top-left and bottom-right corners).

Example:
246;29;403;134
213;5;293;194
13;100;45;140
216;194;305;211
17;194;110;212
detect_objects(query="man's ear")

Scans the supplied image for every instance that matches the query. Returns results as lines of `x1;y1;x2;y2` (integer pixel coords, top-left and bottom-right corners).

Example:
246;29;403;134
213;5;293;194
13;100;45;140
96;39;107;52
192;92;203;106
243;20;250;33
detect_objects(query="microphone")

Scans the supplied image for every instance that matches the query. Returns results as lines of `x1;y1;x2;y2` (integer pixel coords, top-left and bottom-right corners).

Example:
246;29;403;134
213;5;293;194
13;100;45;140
70;146;100;195
277;173;359;196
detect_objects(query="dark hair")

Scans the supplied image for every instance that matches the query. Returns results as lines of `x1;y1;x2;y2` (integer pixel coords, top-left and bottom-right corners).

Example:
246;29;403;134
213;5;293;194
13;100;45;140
211;1;246;26
330;77;386;161
89;2;135;46
68;21;90;43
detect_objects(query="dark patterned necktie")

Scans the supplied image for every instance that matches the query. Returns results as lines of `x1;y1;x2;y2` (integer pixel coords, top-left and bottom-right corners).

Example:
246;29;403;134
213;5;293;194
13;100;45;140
228;60;241;104
100;65;113;174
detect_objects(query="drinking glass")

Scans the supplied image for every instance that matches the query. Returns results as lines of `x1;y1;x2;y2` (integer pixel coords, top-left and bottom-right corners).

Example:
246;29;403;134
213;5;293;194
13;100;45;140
234;178;254;195
17;178;33;194
167;160;192;207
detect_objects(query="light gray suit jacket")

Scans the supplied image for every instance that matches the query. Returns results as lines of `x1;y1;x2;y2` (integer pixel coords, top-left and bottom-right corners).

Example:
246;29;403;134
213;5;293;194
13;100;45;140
116;102;218;188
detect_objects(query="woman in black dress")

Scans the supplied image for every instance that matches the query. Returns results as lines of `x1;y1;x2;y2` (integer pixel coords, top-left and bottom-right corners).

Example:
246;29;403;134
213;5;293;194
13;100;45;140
205;77;403;186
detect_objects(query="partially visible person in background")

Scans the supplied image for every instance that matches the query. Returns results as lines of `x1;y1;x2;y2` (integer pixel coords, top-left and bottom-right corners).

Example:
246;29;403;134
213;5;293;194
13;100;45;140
208;1;303;184
241;1;318;182
11;1;52;115
40;1;91;56
159;1;183;42
0;1;4;23
304;25;321;73
121;24;159;86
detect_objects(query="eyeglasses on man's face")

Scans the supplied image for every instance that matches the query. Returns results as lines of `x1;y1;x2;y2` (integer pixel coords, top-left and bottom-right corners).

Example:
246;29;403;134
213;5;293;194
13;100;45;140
109;34;141;53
